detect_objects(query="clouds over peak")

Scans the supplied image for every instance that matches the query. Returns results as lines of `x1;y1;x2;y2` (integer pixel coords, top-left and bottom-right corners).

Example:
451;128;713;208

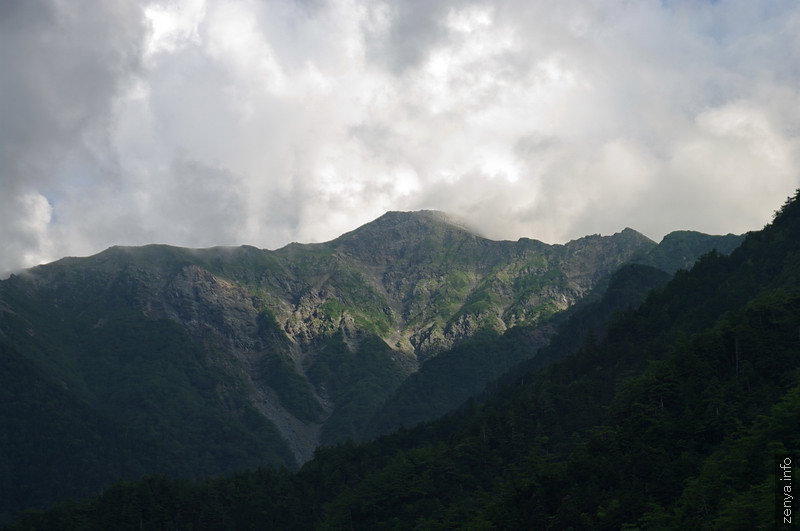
1;0;799;274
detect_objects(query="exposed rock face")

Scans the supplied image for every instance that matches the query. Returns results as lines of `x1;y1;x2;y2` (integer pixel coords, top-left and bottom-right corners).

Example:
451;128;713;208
160;265;264;351
0;210;741;465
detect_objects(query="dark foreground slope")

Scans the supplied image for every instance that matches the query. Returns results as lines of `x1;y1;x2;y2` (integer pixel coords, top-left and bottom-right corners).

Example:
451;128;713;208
7;193;796;530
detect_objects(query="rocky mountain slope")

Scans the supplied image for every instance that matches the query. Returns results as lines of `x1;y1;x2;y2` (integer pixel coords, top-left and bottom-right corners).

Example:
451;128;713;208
364;262;674;439
0;210;741;522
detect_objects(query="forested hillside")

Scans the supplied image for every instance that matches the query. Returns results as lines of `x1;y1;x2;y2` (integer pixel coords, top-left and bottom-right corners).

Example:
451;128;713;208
7;193;796;530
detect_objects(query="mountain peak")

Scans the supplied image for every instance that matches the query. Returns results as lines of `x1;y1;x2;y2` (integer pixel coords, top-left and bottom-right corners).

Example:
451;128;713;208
325;210;485;267
360;210;478;235
331;210;483;255
616;227;656;245
563;227;655;251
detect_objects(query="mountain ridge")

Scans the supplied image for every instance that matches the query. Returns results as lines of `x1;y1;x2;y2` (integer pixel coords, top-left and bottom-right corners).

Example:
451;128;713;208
0;209;744;522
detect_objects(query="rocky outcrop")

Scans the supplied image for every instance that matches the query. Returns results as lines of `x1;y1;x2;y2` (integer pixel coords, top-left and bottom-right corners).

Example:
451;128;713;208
160;265;264;351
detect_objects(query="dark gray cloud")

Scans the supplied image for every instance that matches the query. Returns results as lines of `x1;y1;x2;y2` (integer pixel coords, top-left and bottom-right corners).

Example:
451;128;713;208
0;0;144;272
1;0;799;275
363;0;457;74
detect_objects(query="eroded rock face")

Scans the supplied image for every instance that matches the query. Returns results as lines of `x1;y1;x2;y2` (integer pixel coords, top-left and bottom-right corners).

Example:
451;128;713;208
160;265;264;352
284;289;341;343
136;266;321;460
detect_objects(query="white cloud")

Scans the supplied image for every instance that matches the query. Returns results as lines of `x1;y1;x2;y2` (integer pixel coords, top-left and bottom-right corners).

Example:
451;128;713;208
0;192;55;271
1;0;799;274
144;0;206;58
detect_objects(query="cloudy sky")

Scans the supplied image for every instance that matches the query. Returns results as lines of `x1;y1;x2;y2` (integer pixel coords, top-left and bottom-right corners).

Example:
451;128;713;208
2;0;799;274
